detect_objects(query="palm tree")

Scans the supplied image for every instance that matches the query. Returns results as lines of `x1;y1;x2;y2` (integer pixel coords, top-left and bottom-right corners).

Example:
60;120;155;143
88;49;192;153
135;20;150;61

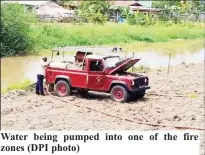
77;1;112;24
120;6;132;19
79;1;112;14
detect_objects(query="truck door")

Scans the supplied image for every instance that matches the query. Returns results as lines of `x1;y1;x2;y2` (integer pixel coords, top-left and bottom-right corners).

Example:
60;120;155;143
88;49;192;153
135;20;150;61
87;59;105;90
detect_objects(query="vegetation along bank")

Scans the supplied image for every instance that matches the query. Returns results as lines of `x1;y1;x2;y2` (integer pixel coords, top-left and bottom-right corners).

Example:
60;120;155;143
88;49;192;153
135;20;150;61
1;1;204;57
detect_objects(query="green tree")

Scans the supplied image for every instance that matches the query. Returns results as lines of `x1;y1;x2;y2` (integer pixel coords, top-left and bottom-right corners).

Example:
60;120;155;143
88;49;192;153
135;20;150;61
78;0;112;24
190;1;205;21
120;6;132;19
152;0;181;8
152;0;205;22
1;3;36;57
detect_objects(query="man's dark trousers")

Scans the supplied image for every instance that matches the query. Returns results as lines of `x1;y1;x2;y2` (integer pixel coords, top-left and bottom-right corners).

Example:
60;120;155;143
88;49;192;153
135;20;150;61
36;74;44;95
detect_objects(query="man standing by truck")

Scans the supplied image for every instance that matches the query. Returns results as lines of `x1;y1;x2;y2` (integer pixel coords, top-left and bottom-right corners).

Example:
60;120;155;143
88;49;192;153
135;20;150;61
36;57;49;95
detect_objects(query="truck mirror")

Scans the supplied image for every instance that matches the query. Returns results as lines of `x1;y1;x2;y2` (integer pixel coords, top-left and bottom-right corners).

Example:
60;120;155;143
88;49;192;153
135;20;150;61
57;51;60;56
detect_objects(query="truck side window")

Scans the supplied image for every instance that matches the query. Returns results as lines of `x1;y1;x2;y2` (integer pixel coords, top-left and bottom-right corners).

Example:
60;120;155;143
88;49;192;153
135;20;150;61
90;60;103;71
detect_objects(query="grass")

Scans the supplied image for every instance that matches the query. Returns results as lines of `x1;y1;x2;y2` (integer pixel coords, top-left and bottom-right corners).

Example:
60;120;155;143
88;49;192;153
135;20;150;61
128;65;150;73
1;79;33;94
30;22;204;53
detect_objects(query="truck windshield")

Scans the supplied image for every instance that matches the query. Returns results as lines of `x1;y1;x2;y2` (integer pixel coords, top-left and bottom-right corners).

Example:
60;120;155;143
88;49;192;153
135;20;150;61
104;57;120;68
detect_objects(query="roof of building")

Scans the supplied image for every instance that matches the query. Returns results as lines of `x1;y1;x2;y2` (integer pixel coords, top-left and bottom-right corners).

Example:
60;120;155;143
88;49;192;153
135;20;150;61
35;2;71;16
40;1;61;8
112;1;142;7
3;1;49;6
111;1;162;12
130;6;163;12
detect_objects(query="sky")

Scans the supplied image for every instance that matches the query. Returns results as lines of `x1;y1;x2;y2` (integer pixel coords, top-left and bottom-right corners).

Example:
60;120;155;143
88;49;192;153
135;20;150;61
3;1;153;8
138;1;153;8
3;1;49;6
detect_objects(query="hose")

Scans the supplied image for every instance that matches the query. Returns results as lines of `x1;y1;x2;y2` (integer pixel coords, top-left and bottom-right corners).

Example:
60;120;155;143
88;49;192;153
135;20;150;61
44;84;205;131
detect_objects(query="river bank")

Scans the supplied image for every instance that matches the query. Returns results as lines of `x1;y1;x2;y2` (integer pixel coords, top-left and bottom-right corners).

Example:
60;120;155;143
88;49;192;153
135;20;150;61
30;23;204;54
2;22;204;57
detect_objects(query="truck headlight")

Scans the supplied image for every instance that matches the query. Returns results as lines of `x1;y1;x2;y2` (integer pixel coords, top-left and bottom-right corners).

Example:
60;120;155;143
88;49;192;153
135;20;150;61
131;80;135;86
144;78;147;83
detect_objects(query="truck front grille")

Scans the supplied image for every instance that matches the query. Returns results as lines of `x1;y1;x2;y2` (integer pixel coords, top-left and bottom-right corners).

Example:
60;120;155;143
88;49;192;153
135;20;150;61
134;77;148;88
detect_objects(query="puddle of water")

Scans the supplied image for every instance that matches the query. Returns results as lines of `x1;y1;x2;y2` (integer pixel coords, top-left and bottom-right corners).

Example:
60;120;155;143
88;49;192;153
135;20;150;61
129;49;204;69
1;45;204;89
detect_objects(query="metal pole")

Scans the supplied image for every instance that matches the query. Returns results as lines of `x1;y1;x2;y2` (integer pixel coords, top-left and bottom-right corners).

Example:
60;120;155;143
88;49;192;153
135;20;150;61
167;53;171;78
124;51;127;58
62;51;64;61
51;50;54;62
132;52;134;72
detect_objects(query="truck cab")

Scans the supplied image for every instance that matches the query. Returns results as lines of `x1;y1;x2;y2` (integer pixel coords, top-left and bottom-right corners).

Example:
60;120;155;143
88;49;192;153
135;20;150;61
46;51;150;102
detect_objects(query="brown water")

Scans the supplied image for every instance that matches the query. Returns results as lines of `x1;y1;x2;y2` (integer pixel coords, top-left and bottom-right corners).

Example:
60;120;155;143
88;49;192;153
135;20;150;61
1;41;204;89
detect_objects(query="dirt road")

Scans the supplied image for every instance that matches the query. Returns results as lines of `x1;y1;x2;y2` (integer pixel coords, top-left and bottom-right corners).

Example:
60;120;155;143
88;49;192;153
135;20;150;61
1;62;204;153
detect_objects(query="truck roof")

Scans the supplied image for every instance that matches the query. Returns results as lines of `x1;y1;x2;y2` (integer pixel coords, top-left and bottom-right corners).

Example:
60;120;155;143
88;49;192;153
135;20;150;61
86;54;120;59
52;47;122;54
52;47;120;53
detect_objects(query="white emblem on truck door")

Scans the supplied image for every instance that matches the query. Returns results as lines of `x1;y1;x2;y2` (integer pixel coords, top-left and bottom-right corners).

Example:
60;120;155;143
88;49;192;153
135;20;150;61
96;77;102;83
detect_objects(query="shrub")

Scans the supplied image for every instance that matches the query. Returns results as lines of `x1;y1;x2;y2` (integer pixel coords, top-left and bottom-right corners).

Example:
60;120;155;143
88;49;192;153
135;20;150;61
127;14;137;25
0;3;36;57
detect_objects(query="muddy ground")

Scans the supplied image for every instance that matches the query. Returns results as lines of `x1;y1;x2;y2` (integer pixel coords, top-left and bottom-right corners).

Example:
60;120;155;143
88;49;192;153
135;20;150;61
1;63;204;154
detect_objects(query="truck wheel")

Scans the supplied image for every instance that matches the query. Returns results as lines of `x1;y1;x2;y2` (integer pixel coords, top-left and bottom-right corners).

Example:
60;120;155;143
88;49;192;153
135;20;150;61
111;85;129;102
136;90;145;99
77;89;88;95
55;80;71;97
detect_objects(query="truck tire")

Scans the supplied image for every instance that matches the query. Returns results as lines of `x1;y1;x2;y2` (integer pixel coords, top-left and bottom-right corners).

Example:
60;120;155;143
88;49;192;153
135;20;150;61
135;90;145;99
55;80;71;97
111;85;129;102
77;89;88;95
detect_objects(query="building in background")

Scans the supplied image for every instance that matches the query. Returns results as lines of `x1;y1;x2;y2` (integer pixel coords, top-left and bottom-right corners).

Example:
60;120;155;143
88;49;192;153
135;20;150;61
2;1;77;22
112;1;161;13
110;1;161;22
35;1;76;22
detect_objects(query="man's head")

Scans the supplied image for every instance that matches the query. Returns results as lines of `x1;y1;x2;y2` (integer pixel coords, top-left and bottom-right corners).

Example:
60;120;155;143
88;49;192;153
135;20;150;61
42;57;47;62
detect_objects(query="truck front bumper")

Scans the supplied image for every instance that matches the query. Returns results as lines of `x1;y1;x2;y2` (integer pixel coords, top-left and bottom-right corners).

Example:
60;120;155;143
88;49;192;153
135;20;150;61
130;86;150;93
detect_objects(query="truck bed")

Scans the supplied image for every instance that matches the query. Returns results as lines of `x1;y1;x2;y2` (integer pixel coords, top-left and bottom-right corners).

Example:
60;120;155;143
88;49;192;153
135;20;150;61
46;62;87;88
49;61;82;70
